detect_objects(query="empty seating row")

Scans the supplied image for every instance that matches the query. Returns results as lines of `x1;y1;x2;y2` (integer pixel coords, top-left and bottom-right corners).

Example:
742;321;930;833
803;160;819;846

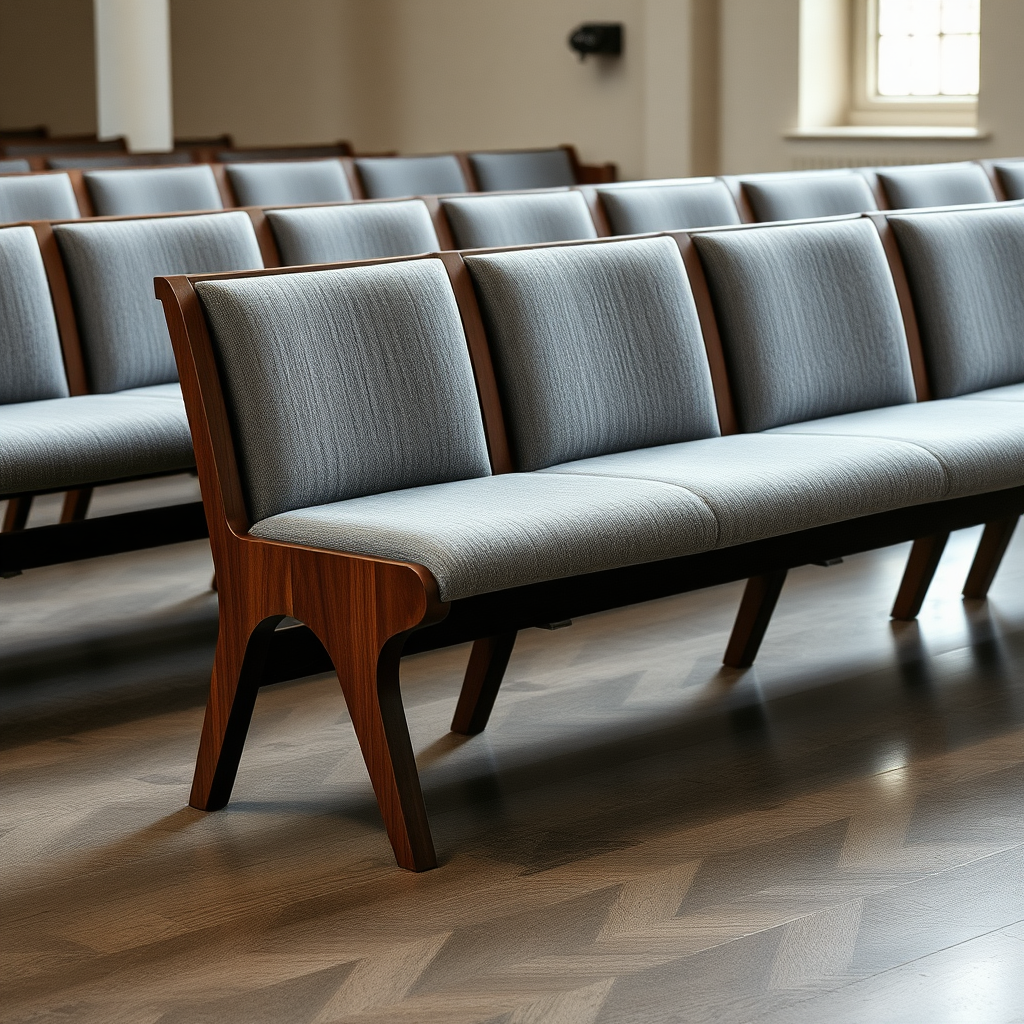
4;157;1022;241
156;201;1024;871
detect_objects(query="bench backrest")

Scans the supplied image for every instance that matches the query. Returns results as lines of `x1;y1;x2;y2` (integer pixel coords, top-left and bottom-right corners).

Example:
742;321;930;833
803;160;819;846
993;161;1024;201
216;144;350;163
226;160;353;206
442;191;597;249
84;166;225;216
468;149;576;191
48;153;193;170
738;171;879;221
0;225;69;404
0;173;80;223
465;236;719;471
265;200;440;265
0;159;31;174
693;218;916;432
54;211;263;393
889;204;1024;398
875;162;997;209
195;259;491;522
598;181;741;233
355;155;468;199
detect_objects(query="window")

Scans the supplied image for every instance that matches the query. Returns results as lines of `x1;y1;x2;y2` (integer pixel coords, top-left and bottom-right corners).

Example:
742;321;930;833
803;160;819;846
850;0;980;127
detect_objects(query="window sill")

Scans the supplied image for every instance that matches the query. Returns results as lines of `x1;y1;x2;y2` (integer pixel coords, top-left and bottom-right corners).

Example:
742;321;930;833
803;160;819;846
786;126;990;141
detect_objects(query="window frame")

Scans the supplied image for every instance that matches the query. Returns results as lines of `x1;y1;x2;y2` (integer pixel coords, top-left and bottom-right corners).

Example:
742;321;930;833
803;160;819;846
848;0;978;127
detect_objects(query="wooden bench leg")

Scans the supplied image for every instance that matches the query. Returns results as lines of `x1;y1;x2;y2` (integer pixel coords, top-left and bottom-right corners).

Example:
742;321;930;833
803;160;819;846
3;495;32;533
891;533;949;621
451;631;518;735
723;570;788;668
189;614;283;813
60;487;93;523
963;516;1019;600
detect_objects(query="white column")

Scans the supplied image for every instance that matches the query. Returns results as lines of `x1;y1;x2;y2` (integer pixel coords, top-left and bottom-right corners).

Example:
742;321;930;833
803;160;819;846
94;0;173;152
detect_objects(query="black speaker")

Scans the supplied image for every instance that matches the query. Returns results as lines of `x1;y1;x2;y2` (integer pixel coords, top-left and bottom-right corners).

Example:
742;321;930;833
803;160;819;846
568;23;623;61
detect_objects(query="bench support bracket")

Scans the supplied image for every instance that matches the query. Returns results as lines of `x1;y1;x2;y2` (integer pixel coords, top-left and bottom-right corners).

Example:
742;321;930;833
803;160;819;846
723;570;788;669
451;631;518;735
963;516;1019;600
892;532;949;620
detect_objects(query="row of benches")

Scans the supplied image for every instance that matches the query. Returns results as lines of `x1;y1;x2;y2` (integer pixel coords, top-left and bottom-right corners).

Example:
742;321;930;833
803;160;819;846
157;202;1024;869
2;154;1023;239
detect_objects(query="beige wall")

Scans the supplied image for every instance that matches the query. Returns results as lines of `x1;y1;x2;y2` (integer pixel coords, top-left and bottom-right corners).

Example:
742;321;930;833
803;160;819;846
0;0;96;136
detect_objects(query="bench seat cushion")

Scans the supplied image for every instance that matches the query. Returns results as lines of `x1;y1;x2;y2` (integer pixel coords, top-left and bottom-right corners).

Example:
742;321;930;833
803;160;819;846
0;394;193;496
540;433;946;548
767;400;1024;498
249;472;719;602
112;382;184;399
956;383;1024;402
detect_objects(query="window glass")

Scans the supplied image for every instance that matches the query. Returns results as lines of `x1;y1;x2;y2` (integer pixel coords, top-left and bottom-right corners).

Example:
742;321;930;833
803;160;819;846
876;0;980;97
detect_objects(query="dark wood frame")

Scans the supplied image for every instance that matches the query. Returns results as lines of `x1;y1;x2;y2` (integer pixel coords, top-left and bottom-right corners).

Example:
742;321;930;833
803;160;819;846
156;212;1023;870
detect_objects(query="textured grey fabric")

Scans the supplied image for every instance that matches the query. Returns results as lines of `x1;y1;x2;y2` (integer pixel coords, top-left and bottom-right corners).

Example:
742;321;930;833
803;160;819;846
112;382;183;399
890;207;1024;398
770;399;1024;498
442;191;597;249
877;163;997;210
48;153;192;170
250;471;719;602
468;149;576;191
0;159;31;174
355;156;468;199
226;160;353;206
0;226;69;405
994;162;1024;201
0;393;193;495
84;166;225;216
55;212;263;393
598;182;741;234
740;172;878;221
0;173;80;223
693;219;917;432
195;259;491;523
956;382;1024;402
542;430;946;548
466;236;720;471
266;201;439;266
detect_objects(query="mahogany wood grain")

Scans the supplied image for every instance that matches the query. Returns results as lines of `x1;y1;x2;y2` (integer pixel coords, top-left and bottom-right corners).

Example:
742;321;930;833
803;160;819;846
2;495;32;533
66;169;95;217
963;515;1019;600
210;163;235;209
59;487;93;524
891;532;949;620
422;195;456;250
242;206;282;268
573;185;612;236
339;157;366;200
451;632;518;734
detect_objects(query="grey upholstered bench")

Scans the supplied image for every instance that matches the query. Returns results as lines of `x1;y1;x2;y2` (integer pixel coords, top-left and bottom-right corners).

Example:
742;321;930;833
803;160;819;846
355;154;469;199
1;211;265;575
156;209;1022;870
0;172;81;224
83;165;226;216
597;179;741;234
225;159;354;207
441;190;597;248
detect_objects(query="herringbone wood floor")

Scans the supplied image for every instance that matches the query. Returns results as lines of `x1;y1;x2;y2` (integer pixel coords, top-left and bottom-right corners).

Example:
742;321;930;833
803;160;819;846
2;478;1023;1024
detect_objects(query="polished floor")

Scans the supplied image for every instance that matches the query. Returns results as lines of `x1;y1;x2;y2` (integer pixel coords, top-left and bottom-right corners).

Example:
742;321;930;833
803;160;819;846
2;478;1023;1024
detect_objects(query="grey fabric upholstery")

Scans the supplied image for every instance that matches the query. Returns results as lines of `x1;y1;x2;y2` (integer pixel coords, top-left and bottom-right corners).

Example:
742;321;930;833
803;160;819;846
250;471;718;602
226;160;353;206
0;226;69;404
84;166;224;216
0;393;193;496
465;236;719;471
598;182;741;234
994;162;1024;201
876;163;997;210
542;431;946;548
48;153;192;170
55;212;263;393
195;259;490;523
0;159;31;174
956;382;1024;402
0;173;80;223
693;219;916;432
442;191;597;249
770;399;1024;498
889;207;1024;398
113;382;183;399
740;172;878;221
468;149;576;191
355;155;467;199
266;201;439;266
